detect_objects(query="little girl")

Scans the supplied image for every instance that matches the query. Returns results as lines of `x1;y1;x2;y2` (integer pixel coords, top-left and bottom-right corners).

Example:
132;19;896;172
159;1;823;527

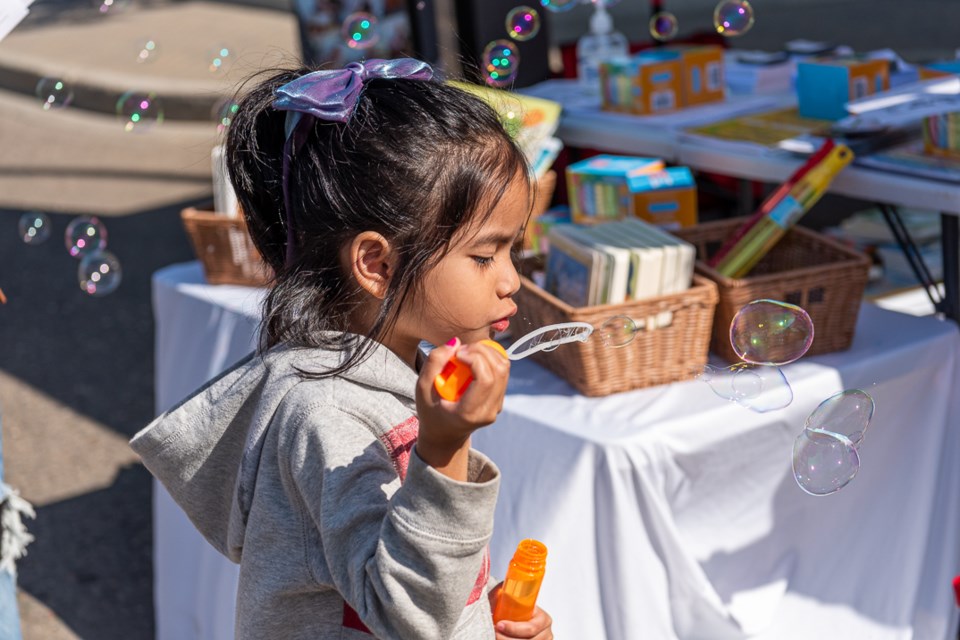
131;59;553;640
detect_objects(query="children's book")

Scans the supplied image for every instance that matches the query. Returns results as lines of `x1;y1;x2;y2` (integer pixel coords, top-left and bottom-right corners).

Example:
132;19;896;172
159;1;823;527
632;219;697;291
556;225;632;304
603;221;666;299
583;223;659;301
544;229;604;307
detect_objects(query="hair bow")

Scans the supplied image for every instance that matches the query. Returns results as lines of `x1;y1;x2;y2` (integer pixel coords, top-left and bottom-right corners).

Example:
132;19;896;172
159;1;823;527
271;58;434;267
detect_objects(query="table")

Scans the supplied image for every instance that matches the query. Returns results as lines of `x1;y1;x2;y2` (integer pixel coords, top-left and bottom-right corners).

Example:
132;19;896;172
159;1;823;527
151;261;960;639
523;79;960;323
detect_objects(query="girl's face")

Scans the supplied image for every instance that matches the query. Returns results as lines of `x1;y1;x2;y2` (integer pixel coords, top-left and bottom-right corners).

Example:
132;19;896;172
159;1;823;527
394;175;529;355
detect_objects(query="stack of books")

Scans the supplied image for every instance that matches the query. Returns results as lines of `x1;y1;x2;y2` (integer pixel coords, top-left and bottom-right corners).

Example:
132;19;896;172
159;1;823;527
543;219;696;308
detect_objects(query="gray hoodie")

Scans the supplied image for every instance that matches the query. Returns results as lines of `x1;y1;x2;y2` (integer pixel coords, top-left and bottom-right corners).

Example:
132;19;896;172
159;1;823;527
130;339;500;639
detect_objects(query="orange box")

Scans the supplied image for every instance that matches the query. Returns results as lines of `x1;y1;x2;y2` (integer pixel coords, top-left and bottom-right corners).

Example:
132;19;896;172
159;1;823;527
627;167;698;229
665;45;725;106
600;54;682;115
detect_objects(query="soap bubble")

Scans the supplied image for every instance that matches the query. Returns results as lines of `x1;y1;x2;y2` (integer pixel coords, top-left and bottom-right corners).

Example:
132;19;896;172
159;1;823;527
135;38;158;63
730;299;814;366
539;0;578;13
95;0;129;14
116;91;164;133
714;0;755;37
341;12;380;50
36;77;73;111
207;45;232;73
806;389;875;447
792;428;859;496
505;6;541;42
213;98;239;134
793;389;874;495
649;12;679;41
482;40;521;88
65;216;107;259
78;251;122;297
600;315;639;348
698;362;793;412
19;212;51;246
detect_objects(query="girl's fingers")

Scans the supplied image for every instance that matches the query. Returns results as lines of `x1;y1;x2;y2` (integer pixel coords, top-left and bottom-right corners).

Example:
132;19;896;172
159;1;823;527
494;608;553;639
418;338;460;399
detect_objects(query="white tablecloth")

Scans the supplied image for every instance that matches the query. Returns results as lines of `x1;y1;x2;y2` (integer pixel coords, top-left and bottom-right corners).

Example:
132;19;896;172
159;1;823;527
151;261;960;640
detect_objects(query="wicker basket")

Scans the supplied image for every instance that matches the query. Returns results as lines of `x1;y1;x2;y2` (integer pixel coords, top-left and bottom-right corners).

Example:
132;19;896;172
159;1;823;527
180;208;273;286
514;260;719;397
673;218;871;363
522;170;558;251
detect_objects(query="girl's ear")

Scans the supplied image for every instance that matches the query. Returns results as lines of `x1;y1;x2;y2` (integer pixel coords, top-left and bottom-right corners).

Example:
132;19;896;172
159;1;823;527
346;231;397;300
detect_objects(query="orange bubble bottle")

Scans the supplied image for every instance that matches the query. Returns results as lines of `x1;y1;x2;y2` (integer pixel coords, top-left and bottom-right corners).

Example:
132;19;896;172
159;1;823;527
434;339;508;401
493;539;548;624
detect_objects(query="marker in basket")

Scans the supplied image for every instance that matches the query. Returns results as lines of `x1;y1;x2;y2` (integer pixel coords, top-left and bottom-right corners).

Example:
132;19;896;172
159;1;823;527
433;323;594;401
493;539;548;624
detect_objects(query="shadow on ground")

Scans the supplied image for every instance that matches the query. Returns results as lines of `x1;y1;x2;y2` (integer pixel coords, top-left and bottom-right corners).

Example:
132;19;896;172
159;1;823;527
17;465;154;640
0;199;202;439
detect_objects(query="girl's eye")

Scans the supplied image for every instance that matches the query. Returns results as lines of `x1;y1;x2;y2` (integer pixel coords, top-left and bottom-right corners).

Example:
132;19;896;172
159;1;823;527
473;255;494;268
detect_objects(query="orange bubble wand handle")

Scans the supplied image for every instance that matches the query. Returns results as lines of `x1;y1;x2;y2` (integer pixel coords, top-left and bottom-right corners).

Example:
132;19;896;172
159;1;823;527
434;339;508;402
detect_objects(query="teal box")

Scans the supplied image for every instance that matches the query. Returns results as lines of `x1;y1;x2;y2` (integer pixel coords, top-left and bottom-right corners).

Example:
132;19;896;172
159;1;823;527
796;58;890;121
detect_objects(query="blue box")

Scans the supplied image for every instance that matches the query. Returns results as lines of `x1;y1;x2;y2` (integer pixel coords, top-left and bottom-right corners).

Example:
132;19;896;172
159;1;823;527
797;58;890;120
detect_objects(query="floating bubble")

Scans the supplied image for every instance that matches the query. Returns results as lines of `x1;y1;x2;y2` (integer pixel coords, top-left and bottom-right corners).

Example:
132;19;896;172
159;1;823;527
96;0;129;14
539;0;578;12
806;389;875;447
78;251;122;297
714;0;755;37
19;212;51;246
65;216;107;259
341;12;380;50
649;12;679;41
482;40;521;88
116;91;164;133
599;315;638;348
505;6;541;42
699;362;793;412
730;299;814;366
135;38;158;64
207;45;232;73
36;77;73;111
792;428;859;496
213;98;240;134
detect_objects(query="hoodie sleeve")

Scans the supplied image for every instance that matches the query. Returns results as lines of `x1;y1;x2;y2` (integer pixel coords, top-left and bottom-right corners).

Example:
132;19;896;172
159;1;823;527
284;404;500;640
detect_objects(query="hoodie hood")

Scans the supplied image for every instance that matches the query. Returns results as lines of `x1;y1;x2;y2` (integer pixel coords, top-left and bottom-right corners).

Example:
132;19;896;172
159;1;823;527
130;338;418;562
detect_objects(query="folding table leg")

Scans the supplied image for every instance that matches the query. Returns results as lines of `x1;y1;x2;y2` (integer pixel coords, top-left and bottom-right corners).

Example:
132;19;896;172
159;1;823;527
942;213;959;324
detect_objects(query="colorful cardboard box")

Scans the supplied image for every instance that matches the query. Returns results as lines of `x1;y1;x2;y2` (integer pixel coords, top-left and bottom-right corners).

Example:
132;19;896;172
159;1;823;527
600;52;683;115
919;60;960;80
566;156;698;228
923;112;960;158
628;167;698;229
663;45;725;106
566;155;665;222
797;58;890;120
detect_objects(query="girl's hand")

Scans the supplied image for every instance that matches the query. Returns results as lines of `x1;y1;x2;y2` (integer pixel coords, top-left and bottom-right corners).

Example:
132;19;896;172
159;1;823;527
415;338;510;476
488;583;554;640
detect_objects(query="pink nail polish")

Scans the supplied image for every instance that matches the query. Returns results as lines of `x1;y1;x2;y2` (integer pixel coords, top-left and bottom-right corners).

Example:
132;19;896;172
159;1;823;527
446;337;458;347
